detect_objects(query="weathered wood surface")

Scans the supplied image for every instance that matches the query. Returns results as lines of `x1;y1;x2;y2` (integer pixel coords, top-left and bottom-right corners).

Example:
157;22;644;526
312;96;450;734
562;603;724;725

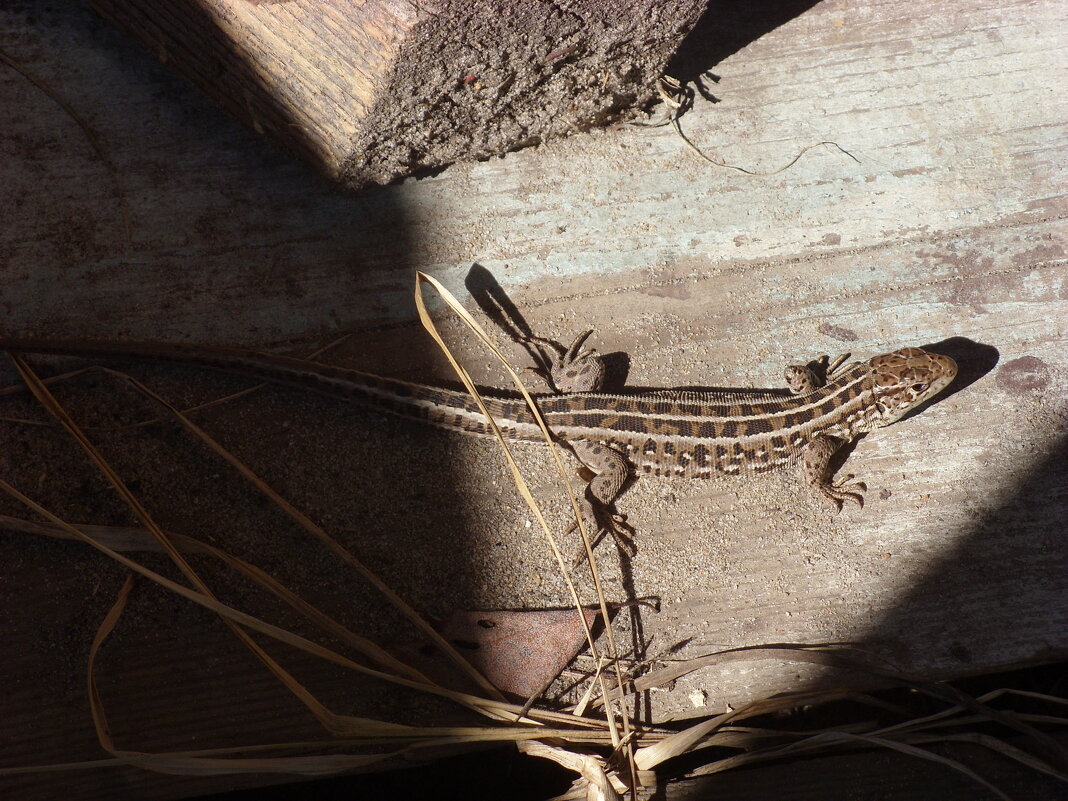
87;0;708;187
1;0;1065;798
664;732;1068;801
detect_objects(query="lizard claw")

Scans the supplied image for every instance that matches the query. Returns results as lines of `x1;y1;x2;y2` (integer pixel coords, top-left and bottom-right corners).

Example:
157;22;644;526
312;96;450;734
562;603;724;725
820;476;866;511
520;331;603;394
605;514;636;557
520;364;554;389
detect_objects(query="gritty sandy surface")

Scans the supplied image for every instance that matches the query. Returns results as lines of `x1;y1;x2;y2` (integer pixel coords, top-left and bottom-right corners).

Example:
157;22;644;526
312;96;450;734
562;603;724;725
1;3;1065;797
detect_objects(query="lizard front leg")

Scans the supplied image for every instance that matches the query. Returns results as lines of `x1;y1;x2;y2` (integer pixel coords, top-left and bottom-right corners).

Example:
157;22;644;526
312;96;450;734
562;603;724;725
801;435;866;511
784;352;850;394
785;354;866;510
523;332;637;555
523;329;606;394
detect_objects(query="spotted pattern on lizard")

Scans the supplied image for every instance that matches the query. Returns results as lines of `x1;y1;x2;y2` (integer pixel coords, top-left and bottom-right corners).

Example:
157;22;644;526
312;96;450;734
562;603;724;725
0;332;957;556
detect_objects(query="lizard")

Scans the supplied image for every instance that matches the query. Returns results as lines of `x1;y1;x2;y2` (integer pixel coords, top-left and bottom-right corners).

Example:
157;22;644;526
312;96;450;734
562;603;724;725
0;332;957;556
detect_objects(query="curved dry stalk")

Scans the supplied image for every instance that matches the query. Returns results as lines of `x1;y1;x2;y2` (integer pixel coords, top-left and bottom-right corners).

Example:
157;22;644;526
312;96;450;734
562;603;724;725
1;513;431;684
414;273;643;789
105;364;506;703
0;48;132;251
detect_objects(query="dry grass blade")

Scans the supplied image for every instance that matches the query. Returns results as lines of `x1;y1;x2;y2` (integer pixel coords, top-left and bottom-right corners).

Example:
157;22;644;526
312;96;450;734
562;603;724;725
413;277;626;708
633;712;734;771
650;75;860;176
668;686;1068;797
99;364;505;703
0;48;132;251
0;482;618;733
0;476;421;738
80;576;490;778
995;690;1068;708
908;733;1068;784
0;513;431;684
519;740;628;801
87;575;135;754
681;730;1018;801
799;732;1014;801
621;640;1068;773
0;335;353;429
3;359;539;734
4;349;489;700
414;274;644;791
0;741;479;778
907;682;1068;770
627;642;881;697
8;354;371;735
684;729;1012;796
638;686;895;770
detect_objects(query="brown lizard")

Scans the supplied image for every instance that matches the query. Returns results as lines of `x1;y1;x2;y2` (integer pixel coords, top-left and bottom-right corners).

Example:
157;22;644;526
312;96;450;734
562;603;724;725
0;333;957;555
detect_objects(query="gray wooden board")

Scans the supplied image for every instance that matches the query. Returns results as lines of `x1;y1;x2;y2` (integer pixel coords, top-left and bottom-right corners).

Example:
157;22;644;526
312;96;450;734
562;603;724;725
0;0;1065;798
662;733;1068;801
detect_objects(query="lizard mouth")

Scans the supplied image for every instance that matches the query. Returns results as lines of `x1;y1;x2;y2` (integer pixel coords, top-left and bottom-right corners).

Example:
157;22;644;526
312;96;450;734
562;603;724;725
909;352;957;401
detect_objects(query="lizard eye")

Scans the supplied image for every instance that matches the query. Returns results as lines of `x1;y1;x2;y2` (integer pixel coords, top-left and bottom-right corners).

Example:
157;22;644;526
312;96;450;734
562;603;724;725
910;383;928;393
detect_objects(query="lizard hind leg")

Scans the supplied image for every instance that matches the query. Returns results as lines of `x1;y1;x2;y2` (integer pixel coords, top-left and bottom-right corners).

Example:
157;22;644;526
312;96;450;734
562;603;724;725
523;330;607;394
569;439;635;557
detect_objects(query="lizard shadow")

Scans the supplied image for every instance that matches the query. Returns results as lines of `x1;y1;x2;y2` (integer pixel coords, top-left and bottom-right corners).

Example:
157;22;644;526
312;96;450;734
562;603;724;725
465;264;633;388
916;336;1000;407
826;338;1001;483
668;0;825;83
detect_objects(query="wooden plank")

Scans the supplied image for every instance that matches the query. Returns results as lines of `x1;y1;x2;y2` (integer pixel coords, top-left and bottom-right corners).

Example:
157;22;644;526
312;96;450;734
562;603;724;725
87;0;709;187
663;733;1068;800
0;0;1065;797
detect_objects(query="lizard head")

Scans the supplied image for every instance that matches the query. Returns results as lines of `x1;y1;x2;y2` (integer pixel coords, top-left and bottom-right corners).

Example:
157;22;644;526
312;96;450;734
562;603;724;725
866;347;957;426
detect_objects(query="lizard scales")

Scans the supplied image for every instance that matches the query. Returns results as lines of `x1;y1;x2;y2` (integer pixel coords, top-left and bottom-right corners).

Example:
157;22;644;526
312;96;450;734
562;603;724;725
0;335;957;553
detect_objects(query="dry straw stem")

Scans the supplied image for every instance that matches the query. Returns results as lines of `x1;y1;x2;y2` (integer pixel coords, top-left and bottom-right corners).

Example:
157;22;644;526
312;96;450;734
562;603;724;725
0;334;354;428
8;290;1061;792
101;362;505;704
0;482;635;764
414;273;644;790
629;644;1068;777
518;739;658;801
0;359;636;751
648;74;860;176
1;362;617;724
413;277;630;720
7;353;363;737
0;48;132;252
0;512;430;685
0;334;653;782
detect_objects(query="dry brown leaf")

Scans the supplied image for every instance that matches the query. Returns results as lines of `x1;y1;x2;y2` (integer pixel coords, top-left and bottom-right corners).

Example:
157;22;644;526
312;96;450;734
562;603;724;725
437;608;602;698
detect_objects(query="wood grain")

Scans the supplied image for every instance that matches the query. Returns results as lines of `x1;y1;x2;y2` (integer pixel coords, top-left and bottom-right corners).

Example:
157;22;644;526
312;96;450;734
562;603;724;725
87;0;708;186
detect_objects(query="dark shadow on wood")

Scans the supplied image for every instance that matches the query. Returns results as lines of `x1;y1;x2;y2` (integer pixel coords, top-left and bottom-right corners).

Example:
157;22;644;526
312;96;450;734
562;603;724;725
859;435;1068;679
466;263;632;388
639;338;1062;797
0;5;504;801
0;0;424;342
668;0;825;81
657;730;1068;800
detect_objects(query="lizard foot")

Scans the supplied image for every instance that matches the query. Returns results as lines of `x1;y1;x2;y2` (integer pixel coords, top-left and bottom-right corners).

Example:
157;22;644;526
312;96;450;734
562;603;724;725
604;513;636;558
819;475;867;512
521;331;605;394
